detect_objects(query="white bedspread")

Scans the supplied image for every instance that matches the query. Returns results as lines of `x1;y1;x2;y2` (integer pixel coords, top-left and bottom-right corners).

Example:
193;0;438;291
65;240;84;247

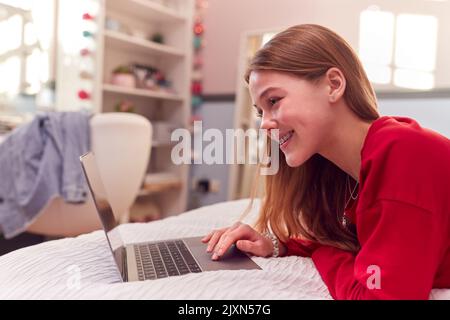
0;199;448;300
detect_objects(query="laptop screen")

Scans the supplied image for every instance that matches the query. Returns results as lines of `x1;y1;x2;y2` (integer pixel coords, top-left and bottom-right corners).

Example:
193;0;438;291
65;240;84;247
79;152;125;269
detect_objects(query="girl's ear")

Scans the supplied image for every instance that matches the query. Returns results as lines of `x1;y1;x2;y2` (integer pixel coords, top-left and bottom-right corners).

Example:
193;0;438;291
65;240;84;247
326;67;346;103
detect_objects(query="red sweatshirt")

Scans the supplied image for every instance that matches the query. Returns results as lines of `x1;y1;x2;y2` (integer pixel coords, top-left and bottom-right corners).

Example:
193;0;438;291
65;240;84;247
282;116;450;299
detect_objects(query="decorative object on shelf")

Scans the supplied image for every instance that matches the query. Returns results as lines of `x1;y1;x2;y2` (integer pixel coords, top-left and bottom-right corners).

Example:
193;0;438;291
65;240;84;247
114;100;135;113
191;0;207;111
80;48;91;56
132;63;174;92
82;13;95;20
193;36;202;50
77;89;91;100
82;30;95;38
111;65;136;88
193;22;204;36
77;8;99;110
154;70;171;89
191;81;203;106
191;95;203;108
191;81;202;95
151;32;164;44
133;64;157;90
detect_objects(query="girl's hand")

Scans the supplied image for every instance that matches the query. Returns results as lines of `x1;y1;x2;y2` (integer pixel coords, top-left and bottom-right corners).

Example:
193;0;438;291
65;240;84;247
201;222;274;260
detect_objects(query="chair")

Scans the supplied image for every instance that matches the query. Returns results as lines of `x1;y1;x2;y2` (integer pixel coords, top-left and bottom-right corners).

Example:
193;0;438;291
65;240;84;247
26;112;152;237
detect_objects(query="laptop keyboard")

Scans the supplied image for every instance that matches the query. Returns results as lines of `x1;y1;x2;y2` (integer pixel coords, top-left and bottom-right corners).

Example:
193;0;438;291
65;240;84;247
134;240;202;280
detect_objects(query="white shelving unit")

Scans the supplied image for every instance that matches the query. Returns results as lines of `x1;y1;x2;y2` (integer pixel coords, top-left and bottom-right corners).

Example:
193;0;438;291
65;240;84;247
95;0;194;217
104;30;186;58
102;83;183;101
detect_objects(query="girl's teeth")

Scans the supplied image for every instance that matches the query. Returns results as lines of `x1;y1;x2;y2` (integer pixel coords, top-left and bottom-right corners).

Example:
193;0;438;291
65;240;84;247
280;131;293;145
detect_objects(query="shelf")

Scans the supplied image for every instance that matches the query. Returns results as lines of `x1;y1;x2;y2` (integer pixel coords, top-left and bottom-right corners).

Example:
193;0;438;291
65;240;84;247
138;172;183;196
106;0;187;24
103;83;183;101
104;30;185;59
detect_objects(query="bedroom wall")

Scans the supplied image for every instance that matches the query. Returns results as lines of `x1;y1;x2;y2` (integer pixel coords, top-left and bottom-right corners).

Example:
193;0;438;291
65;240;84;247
203;0;450;95
378;97;450;138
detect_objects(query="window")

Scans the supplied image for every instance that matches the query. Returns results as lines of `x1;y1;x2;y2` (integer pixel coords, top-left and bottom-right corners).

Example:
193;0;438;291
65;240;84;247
359;6;438;90
394;13;438;89
359;7;394;85
0;0;54;99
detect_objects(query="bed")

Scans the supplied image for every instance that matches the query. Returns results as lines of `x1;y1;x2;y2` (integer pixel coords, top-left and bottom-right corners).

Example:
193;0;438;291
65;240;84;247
0;199;448;300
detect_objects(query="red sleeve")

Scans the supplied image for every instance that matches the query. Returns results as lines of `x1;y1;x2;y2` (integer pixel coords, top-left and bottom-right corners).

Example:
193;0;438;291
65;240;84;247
280;238;319;257
311;199;442;300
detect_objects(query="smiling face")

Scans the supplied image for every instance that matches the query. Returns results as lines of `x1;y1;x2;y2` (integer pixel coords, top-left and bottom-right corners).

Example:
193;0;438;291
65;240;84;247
249;70;337;167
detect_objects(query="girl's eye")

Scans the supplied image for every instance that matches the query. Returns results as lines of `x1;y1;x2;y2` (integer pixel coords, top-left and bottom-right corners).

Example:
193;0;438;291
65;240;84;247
268;97;281;106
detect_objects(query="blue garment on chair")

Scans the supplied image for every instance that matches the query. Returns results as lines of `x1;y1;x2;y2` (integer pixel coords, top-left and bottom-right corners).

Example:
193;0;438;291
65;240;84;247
0;112;91;239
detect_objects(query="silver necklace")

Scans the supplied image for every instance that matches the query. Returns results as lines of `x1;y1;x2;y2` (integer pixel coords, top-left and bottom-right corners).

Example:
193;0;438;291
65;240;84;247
344;175;359;209
342;176;359;227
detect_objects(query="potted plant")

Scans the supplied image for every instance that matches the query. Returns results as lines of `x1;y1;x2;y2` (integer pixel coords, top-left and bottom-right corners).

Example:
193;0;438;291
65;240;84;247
111;65;136;88
114;100;135;113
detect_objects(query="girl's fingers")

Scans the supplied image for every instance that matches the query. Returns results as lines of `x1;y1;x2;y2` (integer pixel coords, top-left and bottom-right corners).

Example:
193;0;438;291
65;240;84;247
212;225;253;260
235;240;256;254
212;233;235;260
206;230;225;252
201;231;214;243
202;222;240;243
202;222;245;257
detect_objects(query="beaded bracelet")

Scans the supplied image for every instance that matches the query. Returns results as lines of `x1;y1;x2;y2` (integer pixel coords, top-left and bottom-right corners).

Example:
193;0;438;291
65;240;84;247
263;232;280;258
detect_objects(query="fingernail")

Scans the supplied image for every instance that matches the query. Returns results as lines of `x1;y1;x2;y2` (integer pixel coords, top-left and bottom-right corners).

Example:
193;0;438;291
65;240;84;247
212;253;218;260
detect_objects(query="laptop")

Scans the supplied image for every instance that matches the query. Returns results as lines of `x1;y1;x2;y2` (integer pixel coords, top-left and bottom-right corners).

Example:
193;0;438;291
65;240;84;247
80;152;260;282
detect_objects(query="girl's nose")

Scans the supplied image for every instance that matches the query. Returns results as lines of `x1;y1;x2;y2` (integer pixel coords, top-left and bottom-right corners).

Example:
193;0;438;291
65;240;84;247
260;114;277;131
260;115;279;141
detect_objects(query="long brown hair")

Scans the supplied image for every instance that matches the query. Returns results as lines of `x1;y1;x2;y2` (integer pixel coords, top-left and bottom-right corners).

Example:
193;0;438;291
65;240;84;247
244;24;380;252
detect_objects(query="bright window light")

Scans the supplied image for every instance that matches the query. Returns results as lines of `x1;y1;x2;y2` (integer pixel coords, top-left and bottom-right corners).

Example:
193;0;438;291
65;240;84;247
359;7;439;90
0;57;20;94
395;14;438;72
0;0;31;10
26;49;49;94
362;64;391;84
0;15;22;55
394;68;435;90
0;0;54;96
359;7;395;65
24;22;38;46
